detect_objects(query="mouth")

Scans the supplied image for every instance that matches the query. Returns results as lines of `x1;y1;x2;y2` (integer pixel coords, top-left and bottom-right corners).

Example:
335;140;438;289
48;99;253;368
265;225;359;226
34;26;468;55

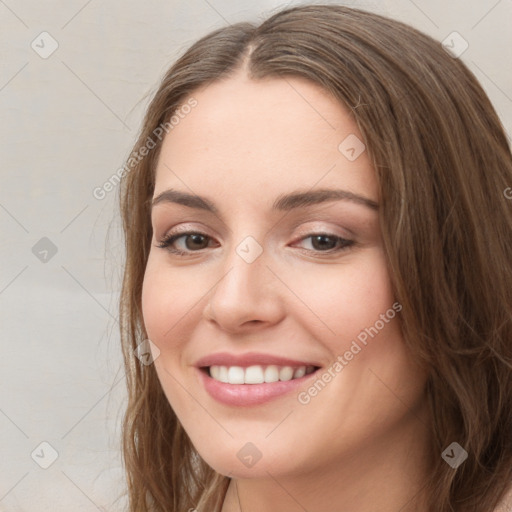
200;364;319;384
194;352;322;406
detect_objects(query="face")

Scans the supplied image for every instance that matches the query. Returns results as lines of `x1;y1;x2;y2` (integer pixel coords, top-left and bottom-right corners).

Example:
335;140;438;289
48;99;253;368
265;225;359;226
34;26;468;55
142;71;429;480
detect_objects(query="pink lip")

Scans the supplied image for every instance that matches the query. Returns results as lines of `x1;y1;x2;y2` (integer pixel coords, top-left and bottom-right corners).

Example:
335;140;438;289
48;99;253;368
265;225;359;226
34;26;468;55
194;351;319;369
196;368;319;406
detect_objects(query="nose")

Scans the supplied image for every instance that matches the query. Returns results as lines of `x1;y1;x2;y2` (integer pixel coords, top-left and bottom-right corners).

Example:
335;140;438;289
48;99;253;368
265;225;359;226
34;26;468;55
203;242;286;333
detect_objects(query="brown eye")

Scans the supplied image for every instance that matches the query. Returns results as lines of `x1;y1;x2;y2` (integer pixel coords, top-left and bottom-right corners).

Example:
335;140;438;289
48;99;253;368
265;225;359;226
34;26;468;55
310;235;338;251
157;231;216;254
184;234;210;250
294;233;355;253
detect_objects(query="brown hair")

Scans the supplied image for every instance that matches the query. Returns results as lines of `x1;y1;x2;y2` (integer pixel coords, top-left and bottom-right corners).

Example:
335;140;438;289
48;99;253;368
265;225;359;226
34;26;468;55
118;4;512;511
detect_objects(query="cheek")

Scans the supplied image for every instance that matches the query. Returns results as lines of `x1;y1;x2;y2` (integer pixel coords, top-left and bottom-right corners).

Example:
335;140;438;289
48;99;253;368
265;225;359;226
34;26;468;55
141;261;169;342
291;250;396;344
141;255;203;343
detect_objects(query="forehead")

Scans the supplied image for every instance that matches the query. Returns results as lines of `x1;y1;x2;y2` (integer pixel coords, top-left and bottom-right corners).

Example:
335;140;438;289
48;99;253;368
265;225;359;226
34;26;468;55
153;72;378;206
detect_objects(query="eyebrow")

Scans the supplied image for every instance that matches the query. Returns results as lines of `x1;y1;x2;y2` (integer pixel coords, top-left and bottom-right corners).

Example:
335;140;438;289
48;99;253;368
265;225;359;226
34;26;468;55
151;188;379;213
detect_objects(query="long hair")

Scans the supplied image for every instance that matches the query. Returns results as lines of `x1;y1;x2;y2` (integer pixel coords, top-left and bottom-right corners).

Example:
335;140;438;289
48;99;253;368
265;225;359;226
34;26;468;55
118;5;512;511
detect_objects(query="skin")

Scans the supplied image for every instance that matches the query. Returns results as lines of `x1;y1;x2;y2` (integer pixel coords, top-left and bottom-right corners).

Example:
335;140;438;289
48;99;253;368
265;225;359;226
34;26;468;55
141;69;433;512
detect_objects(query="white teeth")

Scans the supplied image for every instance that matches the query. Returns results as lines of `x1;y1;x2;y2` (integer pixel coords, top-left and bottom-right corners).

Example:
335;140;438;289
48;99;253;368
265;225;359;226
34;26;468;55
227;366;245;384
264;365;280;383
293;366;306;379
244;365;264;384
218;366;229;383
279;366;294;381
208;364;313;384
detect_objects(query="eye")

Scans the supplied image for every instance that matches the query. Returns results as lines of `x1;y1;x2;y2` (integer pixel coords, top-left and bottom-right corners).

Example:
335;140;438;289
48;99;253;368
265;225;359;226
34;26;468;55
156;231;217;255
294;233;354;253
156;231;354;256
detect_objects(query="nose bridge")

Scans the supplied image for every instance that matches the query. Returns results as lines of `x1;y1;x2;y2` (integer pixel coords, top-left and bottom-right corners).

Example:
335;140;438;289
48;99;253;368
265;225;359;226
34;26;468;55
214;235;268;303
205;231;284;330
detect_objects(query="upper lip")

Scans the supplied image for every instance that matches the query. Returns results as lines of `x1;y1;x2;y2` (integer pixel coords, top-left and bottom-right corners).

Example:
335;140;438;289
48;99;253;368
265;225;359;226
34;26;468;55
195;352;321;369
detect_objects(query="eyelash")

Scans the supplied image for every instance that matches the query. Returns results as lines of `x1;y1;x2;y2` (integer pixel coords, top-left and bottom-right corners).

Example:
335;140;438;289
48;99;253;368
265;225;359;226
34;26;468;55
156;231;355;256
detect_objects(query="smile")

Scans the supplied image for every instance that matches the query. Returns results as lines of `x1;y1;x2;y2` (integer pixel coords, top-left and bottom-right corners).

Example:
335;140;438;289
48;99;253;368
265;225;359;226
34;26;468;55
207;364;317;384
194;352;322;406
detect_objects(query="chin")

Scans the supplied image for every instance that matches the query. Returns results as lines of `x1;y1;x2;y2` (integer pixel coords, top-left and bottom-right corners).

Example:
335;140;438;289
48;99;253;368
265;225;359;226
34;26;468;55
195;438;301;480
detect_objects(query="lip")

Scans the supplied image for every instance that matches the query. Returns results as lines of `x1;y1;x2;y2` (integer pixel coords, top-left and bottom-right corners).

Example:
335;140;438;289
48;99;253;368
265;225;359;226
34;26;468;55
194;352;322;407
197;368;320;406
194;351;320;369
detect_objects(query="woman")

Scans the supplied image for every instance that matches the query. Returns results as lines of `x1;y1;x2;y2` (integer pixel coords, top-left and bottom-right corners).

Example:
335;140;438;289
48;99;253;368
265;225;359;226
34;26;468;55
118;5;512;511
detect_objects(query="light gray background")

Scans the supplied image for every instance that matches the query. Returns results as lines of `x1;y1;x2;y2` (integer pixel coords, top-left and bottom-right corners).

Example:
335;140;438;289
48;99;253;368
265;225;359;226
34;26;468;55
1;0;511;510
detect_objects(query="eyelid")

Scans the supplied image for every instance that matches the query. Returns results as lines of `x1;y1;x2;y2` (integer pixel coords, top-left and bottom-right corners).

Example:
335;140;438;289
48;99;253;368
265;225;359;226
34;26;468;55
290;221;354;240
157;222;214;239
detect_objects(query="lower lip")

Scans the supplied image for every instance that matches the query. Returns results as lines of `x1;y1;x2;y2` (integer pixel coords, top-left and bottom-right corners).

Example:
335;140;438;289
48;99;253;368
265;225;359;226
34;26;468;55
197;368;319;406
